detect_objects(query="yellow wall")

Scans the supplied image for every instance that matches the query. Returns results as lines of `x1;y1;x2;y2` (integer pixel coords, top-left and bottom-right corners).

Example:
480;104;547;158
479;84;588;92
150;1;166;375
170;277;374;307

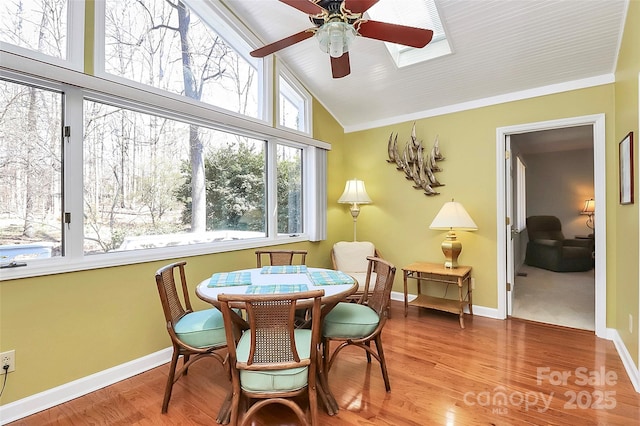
614;0;640;366
344;86;616;310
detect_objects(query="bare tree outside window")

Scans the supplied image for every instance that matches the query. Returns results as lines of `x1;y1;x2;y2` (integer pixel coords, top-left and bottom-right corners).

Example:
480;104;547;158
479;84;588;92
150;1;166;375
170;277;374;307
0;0;68;59
0;80;63;261
103;0;258;233
83;100;268;254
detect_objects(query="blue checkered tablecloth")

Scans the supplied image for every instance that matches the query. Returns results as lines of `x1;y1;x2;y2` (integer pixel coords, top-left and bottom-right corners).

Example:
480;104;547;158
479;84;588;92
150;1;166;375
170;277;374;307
307;270;355;285
208;271;252;287
260;265;308;274
244;284;309;294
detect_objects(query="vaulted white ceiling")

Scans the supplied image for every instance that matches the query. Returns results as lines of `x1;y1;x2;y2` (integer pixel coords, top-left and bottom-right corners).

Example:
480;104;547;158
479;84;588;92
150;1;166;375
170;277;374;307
220;0;627;132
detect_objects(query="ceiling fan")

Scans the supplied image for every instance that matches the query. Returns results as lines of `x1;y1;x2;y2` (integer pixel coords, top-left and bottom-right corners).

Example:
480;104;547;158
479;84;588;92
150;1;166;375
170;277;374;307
250;0;434;78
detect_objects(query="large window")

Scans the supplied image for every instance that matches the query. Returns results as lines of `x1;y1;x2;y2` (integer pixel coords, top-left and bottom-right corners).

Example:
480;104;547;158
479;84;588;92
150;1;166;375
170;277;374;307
0;79;63;262
0;1;328;278
276;144;303;234
278;75;310;133
1;0;68;59
83;100;268;254
0;0;84;69
101;0;260;119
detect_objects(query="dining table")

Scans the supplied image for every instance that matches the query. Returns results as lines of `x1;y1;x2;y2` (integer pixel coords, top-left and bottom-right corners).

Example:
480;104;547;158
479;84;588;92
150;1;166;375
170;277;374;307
195;265;358;421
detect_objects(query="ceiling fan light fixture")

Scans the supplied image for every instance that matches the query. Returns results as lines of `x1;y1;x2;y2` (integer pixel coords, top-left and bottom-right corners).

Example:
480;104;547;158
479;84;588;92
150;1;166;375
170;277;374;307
316;21;356;58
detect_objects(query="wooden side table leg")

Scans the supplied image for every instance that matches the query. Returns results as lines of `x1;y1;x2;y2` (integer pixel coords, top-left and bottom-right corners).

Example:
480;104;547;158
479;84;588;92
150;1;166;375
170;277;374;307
467;275;473;315
458;278;465;329
403;270;409;317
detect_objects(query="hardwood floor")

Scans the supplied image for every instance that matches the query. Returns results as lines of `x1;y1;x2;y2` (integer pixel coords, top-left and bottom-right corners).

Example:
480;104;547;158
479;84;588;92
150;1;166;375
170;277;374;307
9;301;640;425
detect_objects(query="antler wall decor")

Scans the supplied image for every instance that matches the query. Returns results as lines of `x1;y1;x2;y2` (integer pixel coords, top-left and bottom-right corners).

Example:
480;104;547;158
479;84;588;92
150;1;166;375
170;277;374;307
386;123;445;196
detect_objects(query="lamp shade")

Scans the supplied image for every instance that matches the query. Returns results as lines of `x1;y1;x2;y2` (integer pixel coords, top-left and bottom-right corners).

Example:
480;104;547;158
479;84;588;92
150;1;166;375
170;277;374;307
429;200;478;231
581;199;595;215
338;180;372;204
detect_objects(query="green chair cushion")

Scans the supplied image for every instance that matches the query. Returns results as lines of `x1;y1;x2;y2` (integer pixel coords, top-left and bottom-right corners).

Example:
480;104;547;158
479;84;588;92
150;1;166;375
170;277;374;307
323;302;379;338
237;329;311;393
175;308;226;348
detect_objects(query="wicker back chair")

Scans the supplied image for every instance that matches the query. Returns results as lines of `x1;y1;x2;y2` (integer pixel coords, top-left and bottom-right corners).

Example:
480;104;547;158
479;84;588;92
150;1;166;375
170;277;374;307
154;261;228;413
255;249;307;267
218;289;324;426
322;256;396;392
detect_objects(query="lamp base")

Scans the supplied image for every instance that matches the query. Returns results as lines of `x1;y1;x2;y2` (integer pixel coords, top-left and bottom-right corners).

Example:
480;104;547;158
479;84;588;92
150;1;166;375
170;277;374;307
350;203;360;241
441;231;462;269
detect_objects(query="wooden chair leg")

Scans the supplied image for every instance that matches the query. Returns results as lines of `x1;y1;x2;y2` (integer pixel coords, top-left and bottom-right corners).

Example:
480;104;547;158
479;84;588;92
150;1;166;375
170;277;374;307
375;335;391;392
229;391;241;426
162;350;180;413
216;390;233;424
183;354;190;375
320;339;339;415
308;386;318;426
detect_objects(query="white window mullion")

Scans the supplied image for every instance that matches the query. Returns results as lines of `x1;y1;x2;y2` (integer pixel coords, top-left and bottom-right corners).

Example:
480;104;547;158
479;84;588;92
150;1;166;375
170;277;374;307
266;141;278;239
63;87;85;259
66;0;86;71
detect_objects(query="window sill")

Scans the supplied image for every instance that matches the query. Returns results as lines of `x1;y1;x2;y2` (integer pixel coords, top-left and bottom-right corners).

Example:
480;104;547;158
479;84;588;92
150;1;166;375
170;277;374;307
0;234;309;281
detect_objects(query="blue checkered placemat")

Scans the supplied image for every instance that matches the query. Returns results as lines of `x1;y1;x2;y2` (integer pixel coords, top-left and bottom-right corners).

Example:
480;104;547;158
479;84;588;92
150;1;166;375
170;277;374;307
308;270;355;285
245;284;309;294
260;265;308;274
208;271;252;287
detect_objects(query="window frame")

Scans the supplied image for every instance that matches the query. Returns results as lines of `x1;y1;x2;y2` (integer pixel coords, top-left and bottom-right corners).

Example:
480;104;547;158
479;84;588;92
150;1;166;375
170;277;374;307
0;0;85;71
0;0;329;281
276;64;312;135
93;0;271;124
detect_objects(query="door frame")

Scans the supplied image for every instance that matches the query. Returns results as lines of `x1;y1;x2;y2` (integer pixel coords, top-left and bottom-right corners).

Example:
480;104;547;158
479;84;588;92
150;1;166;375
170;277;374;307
495;113;607;338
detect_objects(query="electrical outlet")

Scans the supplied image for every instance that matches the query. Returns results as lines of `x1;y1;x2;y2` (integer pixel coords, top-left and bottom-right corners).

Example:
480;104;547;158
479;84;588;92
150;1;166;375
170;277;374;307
471;277;476;290
629;314;633;334
1;350;15;374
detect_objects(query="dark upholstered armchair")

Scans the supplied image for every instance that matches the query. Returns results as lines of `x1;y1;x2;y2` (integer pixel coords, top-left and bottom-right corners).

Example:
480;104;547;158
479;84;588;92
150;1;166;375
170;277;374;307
524;216;593;272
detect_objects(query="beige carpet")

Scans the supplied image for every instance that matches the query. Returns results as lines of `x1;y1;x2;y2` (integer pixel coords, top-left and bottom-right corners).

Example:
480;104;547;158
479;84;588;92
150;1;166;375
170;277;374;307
512;264;595;330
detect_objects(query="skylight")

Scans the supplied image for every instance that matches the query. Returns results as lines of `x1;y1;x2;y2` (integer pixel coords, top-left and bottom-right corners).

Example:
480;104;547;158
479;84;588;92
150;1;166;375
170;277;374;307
366;0;450;67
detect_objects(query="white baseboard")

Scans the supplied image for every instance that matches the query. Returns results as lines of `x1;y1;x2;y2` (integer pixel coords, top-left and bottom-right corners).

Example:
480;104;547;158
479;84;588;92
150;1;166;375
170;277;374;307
0;348;172;425
608;328;640;392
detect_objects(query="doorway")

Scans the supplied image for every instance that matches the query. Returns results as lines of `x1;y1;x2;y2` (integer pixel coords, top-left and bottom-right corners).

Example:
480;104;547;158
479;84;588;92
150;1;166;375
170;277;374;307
510;127;595;330
496;114;607;338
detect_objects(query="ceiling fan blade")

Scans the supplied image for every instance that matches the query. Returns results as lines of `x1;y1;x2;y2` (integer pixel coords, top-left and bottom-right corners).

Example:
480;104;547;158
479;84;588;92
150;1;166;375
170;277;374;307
250;30;315;58
344;0;380;14
357;20;433;48
279;0;326;15
331;52;351;78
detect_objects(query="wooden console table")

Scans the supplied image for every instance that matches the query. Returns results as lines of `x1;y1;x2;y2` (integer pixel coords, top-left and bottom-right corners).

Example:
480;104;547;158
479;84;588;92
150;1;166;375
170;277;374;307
402;262;472;328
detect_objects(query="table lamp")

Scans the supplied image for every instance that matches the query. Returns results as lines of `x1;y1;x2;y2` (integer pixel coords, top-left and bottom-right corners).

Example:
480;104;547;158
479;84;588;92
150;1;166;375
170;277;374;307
580;198;595;236
429;199;478;268
338;179;372;241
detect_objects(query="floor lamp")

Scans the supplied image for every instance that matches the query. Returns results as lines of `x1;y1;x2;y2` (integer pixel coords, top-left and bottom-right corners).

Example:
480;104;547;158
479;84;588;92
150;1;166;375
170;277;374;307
338;179;372;241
